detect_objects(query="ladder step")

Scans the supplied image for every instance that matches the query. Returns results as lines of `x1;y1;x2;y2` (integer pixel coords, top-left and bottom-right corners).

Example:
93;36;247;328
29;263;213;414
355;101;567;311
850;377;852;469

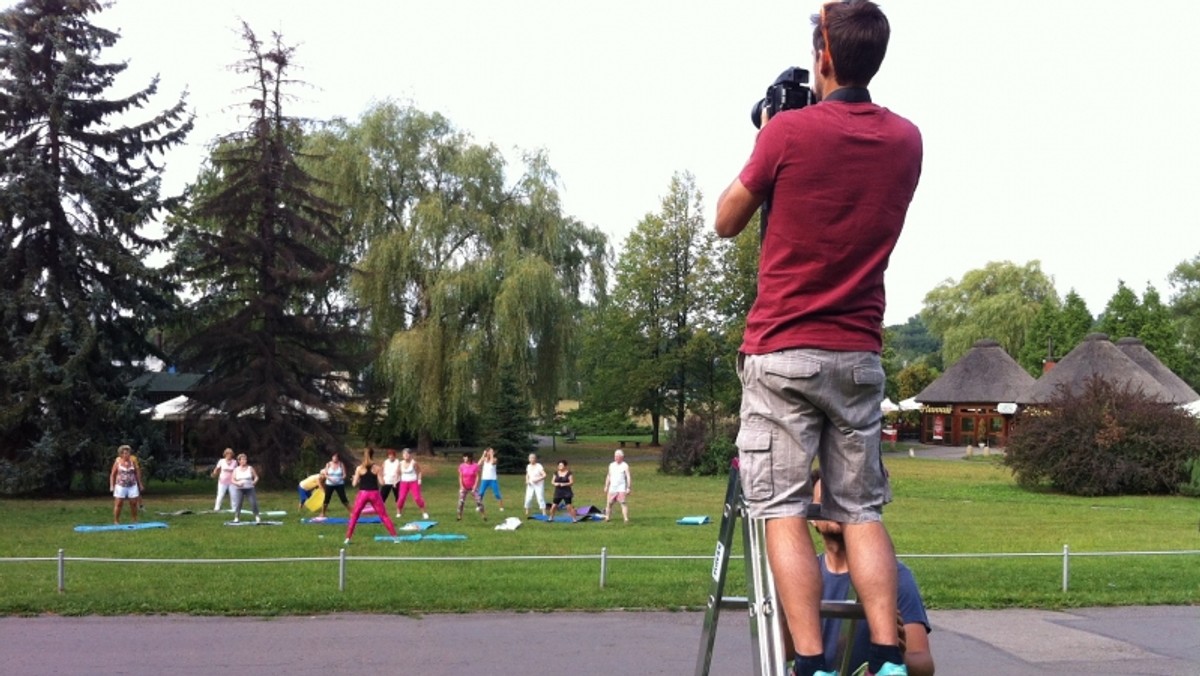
719;596;864;619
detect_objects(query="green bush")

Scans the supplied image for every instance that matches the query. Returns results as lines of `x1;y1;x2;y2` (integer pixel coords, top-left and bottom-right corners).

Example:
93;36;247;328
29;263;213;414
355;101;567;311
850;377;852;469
659;416;736;476
1005;377;1200;496
697;433;738;477
560;408;645;436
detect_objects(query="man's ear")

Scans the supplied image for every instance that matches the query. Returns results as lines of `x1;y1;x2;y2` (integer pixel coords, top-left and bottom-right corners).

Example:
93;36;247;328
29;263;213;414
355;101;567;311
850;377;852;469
818;48;835;78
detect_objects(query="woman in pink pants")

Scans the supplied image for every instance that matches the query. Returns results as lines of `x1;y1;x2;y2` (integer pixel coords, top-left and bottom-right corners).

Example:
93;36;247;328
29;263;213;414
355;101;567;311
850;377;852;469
394;448;429;520
343;448;398;545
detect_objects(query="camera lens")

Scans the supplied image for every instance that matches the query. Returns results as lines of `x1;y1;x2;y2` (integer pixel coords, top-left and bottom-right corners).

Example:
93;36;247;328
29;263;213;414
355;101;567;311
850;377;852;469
751;98;767;129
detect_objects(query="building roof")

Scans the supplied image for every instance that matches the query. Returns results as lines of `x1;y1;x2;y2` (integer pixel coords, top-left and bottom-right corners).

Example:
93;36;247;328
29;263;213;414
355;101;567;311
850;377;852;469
1019;333;1178;404
915;339;1036;403
128;371;203;404
1115;337;1200;403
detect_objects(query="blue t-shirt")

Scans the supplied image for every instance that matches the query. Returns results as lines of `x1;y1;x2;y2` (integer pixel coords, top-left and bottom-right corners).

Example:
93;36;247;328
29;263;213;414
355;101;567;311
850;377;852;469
819;554;931;673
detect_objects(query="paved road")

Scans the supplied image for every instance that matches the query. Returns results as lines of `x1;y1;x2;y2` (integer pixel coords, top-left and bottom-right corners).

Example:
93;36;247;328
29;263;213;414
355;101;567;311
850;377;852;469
2;605;1196;675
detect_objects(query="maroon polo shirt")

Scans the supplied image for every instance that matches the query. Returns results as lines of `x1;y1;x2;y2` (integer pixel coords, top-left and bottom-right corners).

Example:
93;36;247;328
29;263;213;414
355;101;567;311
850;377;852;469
738;90;922;355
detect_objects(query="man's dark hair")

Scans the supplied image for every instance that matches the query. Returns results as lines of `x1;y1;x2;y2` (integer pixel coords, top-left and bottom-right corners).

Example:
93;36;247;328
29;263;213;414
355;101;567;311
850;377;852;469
811;0;890;87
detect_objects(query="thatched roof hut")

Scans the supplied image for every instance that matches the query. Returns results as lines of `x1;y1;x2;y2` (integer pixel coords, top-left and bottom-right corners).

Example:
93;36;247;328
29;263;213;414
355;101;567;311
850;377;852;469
1019;333;1177;404
1115;337;1200;404
915;339;1035;403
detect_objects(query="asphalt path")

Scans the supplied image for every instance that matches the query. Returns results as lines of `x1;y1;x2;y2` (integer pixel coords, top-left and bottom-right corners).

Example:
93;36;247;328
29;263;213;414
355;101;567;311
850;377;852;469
2;605;1197;675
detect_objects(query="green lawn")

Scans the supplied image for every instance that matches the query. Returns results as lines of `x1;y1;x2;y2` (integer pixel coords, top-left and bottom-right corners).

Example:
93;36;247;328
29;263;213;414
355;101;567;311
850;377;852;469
1;443;1197;616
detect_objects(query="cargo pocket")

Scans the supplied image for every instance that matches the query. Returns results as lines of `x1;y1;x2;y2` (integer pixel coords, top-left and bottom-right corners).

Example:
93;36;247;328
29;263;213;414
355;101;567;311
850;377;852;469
736;423;774;501
852;363;885;388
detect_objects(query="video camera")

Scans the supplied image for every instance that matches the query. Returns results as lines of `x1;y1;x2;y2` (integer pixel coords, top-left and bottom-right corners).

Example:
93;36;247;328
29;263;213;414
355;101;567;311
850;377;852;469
750;67;814;129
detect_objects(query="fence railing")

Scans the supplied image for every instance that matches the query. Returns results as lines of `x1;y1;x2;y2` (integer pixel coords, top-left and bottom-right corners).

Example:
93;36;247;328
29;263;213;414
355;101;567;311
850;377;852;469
6;547;1199;595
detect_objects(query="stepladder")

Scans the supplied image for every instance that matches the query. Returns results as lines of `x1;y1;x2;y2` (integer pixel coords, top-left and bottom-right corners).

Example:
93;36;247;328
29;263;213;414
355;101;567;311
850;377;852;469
695;460;864;676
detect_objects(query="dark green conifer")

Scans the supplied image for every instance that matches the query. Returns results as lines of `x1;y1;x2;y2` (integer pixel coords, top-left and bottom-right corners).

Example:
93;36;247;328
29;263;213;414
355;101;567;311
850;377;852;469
0;0;191;493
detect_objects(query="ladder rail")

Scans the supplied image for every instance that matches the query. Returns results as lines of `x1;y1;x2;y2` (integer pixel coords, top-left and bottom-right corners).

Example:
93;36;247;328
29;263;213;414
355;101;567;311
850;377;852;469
696;462;866;676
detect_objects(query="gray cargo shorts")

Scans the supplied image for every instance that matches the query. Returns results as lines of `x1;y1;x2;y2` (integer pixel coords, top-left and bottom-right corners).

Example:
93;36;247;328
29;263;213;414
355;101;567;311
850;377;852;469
736;348;892;522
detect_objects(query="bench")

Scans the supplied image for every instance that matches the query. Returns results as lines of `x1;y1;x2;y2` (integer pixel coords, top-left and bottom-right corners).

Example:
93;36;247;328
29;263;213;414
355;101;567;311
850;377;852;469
617;440;642;448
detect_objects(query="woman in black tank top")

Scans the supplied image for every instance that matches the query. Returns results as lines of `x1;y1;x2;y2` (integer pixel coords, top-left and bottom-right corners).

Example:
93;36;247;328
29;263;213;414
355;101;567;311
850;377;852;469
344;448;398;544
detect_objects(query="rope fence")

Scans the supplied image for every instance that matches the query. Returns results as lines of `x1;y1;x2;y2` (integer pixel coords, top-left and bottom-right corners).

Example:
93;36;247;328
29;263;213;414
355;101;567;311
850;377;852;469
5;546;1199;594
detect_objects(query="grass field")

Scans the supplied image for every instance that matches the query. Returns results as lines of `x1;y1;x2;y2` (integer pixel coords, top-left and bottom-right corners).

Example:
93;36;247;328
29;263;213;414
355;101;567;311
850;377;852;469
1;439;1197;616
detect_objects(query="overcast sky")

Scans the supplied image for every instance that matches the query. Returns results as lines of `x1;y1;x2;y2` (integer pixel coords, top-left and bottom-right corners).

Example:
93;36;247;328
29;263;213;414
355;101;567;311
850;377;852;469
85;0;1200;326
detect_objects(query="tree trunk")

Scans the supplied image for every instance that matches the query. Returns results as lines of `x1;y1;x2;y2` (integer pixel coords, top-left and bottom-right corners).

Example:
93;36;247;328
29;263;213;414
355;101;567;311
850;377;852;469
417;428;434;455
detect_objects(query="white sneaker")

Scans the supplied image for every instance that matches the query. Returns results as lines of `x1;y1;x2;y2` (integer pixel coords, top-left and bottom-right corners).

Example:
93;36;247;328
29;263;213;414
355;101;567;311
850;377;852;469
255;515;261;523
232;518;240;523
422;512;429;519
396;513;403;519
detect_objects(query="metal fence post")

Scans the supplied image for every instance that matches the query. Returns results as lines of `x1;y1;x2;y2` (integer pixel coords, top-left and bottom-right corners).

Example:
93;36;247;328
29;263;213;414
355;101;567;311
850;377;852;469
600;547;608;588
1062;544;1070;592
57;549;65;593
339;548;347;592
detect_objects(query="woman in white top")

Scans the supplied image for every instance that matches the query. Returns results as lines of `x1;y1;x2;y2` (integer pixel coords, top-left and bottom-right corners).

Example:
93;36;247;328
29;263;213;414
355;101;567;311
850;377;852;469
319;450;350;518
477;447;505;512
210;447;237;511
380;448;402;515
524;452;547;518
108;445;143;525
394;448;429;520
230;453;260;523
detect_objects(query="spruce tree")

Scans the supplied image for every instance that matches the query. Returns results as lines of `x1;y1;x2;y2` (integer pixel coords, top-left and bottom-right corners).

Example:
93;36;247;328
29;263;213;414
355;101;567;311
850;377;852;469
481;365;536;474
172;25;365;483
0;0;191;493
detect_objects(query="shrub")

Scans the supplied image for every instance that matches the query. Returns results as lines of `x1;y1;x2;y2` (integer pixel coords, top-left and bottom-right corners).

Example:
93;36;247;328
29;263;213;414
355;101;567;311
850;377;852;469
697;432;738;477
1004;377;1200;496
660;416;737;476
560;408;646;436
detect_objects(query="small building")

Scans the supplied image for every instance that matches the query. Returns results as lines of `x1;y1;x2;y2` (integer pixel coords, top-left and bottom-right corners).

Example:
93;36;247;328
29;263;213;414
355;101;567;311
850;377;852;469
128;371;202;406
1114;337;1200;404
1019;333;1186;404
914;339;1036;447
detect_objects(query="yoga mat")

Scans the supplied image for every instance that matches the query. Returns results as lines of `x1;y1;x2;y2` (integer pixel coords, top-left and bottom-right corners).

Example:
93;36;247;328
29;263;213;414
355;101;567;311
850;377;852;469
303;488;325;512
399;520;437;531
528;514;589;523
375;533;467;542
221;509;287;517
676;515;711;525
224;520;284;526
302;516;381;525
74;522;168;533
155;509;195;516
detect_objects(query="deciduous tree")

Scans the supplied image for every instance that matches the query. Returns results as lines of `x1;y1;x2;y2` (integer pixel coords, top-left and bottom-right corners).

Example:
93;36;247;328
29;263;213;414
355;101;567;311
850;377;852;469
610;172;713;444
921;260;1058;367
330;102;607;453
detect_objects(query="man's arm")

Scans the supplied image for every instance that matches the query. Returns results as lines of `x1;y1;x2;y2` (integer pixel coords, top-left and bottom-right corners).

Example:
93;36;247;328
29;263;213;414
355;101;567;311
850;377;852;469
901;621;934;676
714;178;764;238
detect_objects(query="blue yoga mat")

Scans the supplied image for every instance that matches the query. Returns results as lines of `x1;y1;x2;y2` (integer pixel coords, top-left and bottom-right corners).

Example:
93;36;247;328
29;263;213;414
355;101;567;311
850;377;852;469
302;516;381;525
529;514;594;523
676;516;711;525
375;533;467;542
74;522;168;533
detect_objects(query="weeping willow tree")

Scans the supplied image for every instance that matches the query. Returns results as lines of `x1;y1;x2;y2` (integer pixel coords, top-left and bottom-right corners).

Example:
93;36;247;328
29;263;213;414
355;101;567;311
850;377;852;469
308;102;607;453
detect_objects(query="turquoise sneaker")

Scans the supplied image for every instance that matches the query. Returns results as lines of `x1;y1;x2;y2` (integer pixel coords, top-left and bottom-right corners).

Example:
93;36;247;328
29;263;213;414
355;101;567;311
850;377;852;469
869;663;907;676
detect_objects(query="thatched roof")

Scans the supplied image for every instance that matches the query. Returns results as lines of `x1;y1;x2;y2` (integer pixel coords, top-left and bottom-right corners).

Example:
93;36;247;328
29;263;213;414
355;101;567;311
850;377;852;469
915;339;1035;403
1115;337;1199;403
1019;333;1177;404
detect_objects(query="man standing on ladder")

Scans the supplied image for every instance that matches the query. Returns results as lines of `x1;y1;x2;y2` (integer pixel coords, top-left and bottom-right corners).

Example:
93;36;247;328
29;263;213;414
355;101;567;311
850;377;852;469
714;1;922;674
